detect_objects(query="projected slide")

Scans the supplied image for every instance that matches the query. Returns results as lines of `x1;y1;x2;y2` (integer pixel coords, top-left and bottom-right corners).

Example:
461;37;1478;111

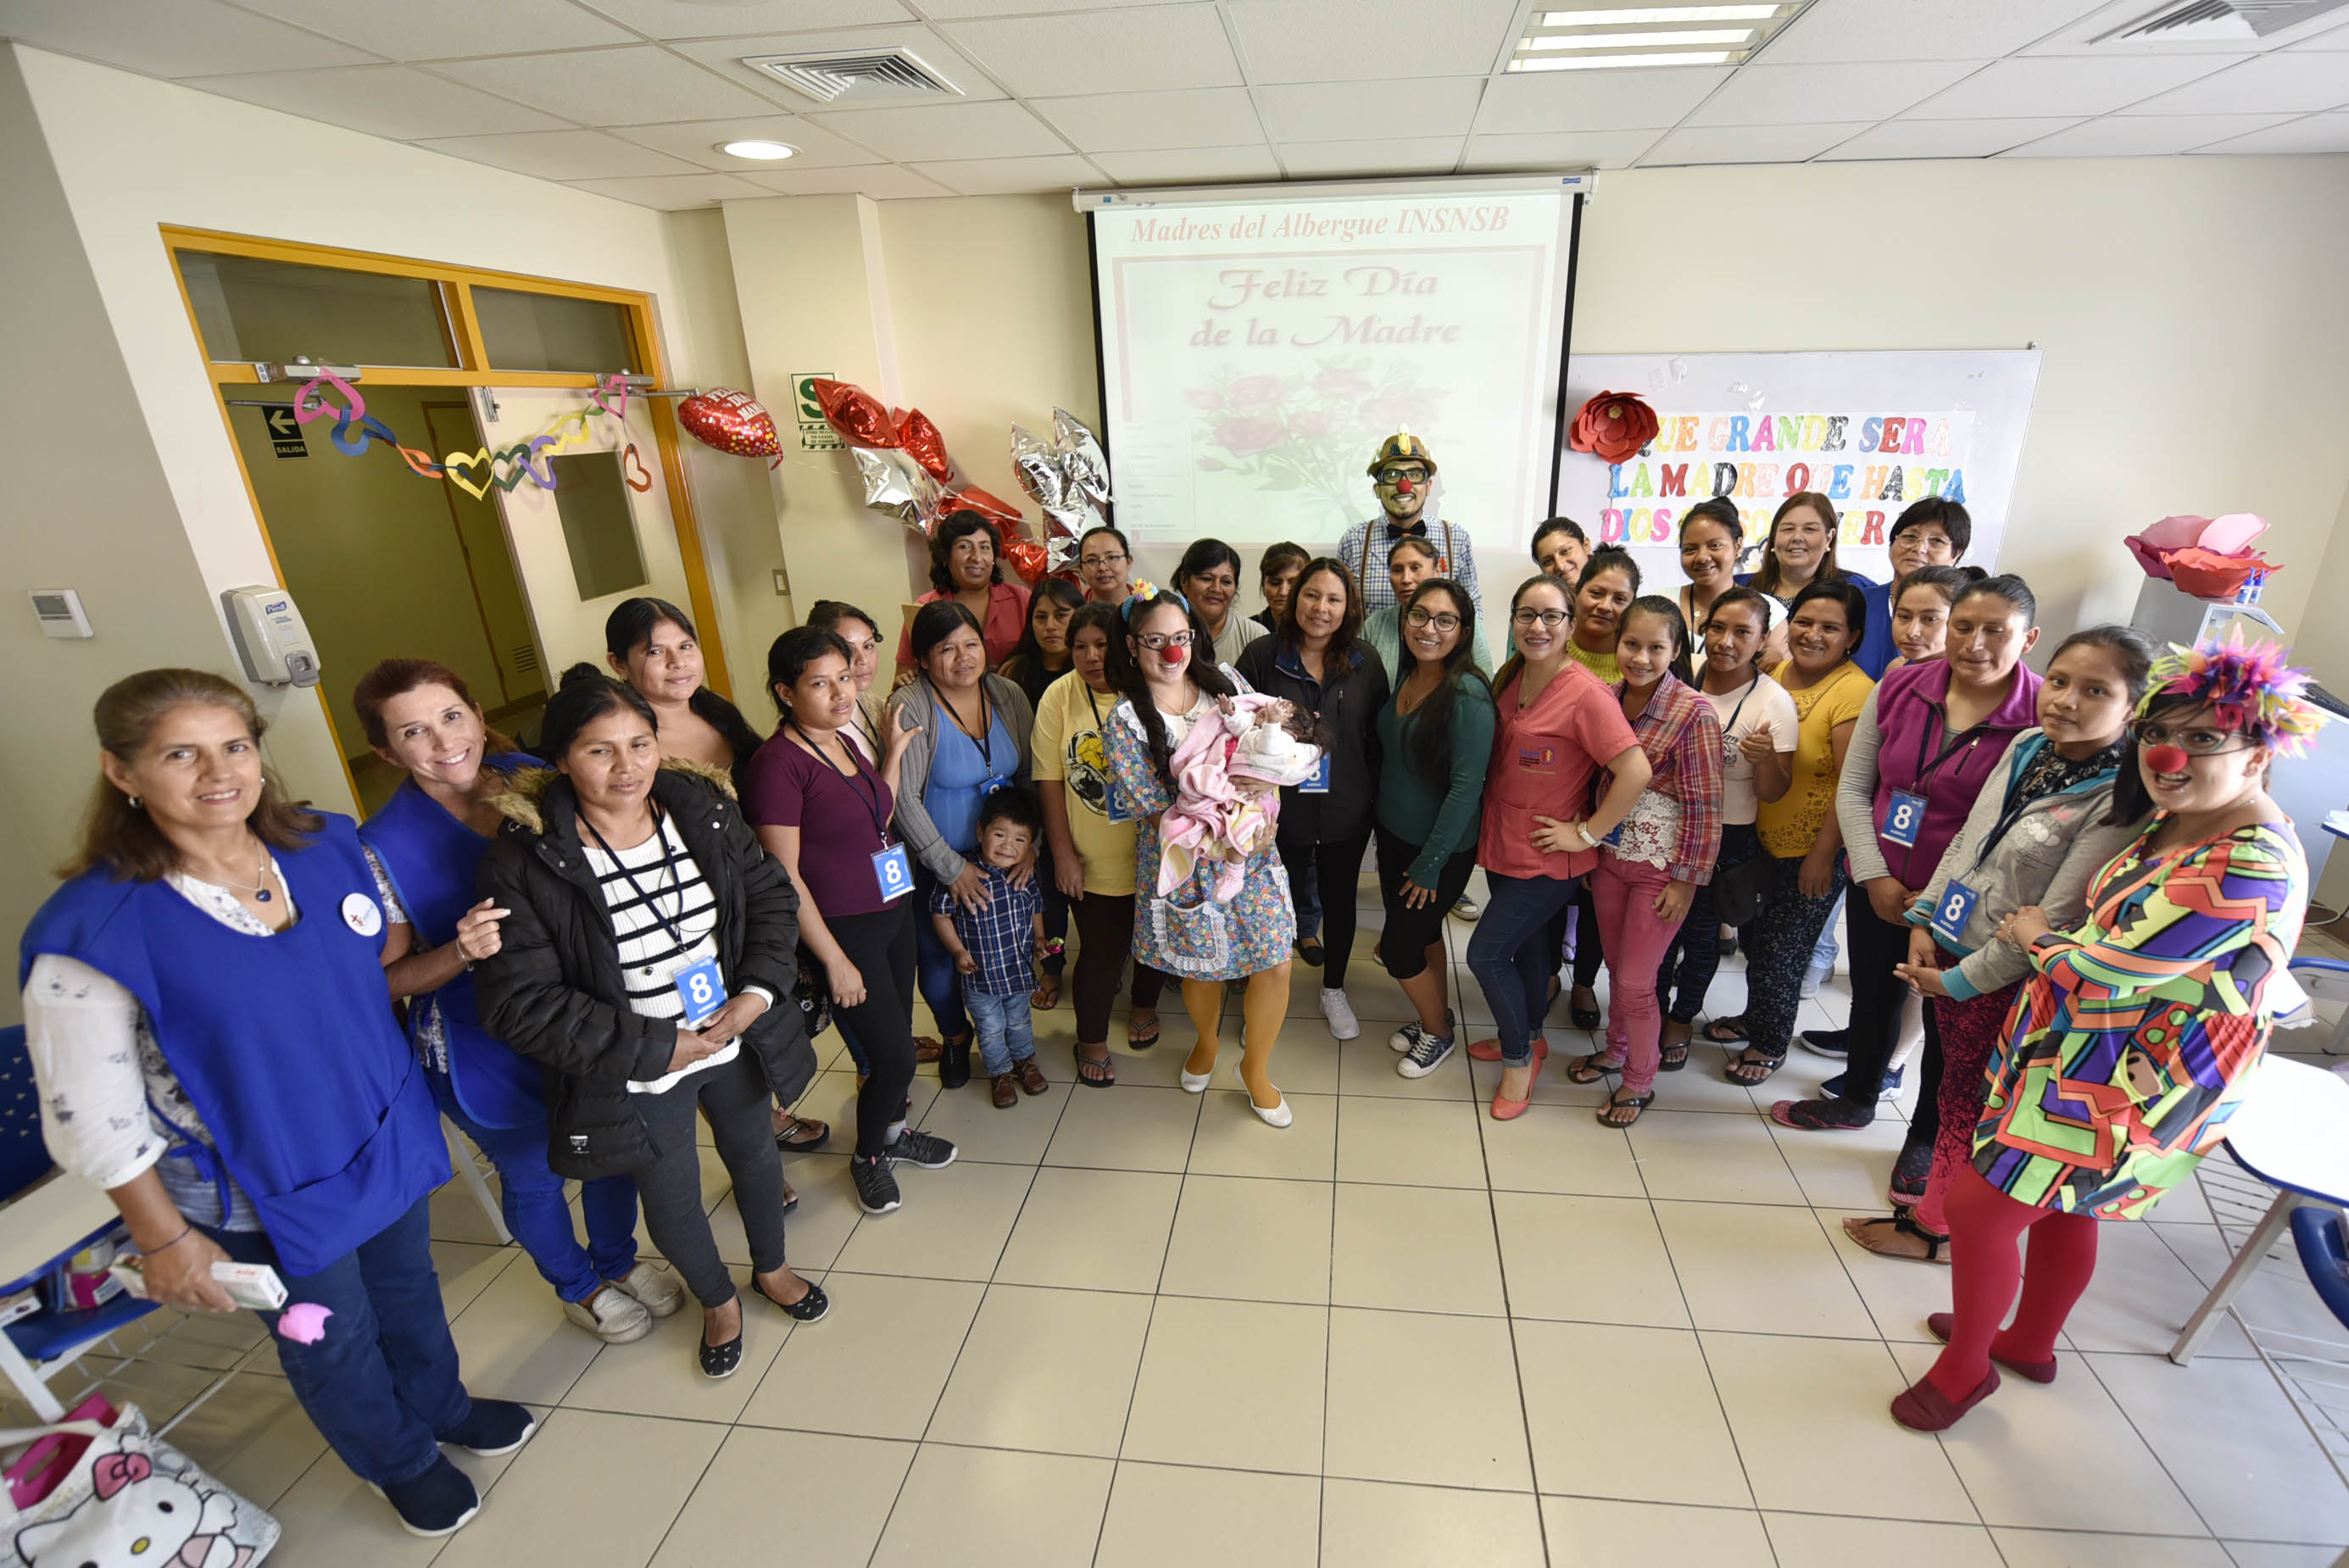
1090;186;1574;571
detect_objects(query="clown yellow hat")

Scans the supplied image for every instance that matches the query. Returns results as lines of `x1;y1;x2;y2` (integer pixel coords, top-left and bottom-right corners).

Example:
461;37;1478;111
1367;428;1436;479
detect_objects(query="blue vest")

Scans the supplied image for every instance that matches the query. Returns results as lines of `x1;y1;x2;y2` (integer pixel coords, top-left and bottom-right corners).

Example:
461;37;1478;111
18;815;448;1276
359;755;546;1129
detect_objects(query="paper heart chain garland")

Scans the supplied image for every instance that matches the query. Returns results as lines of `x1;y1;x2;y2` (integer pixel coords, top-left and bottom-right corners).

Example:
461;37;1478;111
285;370;638;498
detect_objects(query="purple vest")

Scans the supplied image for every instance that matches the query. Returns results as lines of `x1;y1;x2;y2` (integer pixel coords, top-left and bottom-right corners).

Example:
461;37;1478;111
1868;659;2043;887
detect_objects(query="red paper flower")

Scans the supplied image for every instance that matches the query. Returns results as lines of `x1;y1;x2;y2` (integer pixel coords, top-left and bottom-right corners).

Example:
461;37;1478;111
1571;391;1660;464
810;379;900;449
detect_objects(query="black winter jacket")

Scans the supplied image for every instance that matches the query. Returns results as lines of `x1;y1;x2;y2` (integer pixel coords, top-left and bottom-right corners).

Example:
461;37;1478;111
1234;634;1388;846
473;761;818;1180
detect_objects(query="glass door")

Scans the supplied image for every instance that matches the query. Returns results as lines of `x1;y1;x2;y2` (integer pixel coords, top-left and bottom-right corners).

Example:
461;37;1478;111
470;386;697;681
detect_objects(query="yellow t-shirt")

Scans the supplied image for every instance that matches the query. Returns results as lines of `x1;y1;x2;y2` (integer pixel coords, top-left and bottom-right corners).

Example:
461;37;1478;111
1755;659;1873;859
1031;669;1138;897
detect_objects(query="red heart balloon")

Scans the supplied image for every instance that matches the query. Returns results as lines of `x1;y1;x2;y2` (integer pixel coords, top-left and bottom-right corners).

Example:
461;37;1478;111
677;389;782;461
939;482;1025;531
896;407;954;482
810;379;900;449
1001;535;1049;585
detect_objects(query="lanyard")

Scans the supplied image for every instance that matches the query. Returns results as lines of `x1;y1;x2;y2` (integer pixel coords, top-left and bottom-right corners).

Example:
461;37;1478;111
1910;703;1985;798
929;676;997;776
580;804;691;949
792;722;892;845
1083;681;1114;736
1717;677;1756;742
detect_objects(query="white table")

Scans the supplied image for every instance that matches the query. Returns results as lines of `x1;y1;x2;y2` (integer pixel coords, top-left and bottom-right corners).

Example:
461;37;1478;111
2169;1054;2349;1364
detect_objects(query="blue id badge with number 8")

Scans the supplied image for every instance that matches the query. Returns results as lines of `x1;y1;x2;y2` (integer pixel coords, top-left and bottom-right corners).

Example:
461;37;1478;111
1105;780;1134;824
673;955;725;1027
872;842;914;902
1930;879;1980;944
1299;754;1331;794
1880;789;1927;848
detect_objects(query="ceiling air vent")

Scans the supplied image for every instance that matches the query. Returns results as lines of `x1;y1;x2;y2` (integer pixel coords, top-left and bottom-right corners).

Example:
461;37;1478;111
741;47;962;104
2092;0;2349;43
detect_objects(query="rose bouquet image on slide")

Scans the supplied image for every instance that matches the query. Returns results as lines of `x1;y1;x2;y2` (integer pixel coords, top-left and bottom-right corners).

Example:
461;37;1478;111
1185;358;1442;525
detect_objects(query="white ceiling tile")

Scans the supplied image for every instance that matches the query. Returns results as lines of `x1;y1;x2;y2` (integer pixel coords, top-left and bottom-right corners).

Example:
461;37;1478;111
1087;144;1283;182
571;0;912;39
415;128;706;180
182;64;568;139
909;153;1105;194
737;162;957;197
1254;76;1485;142
610;114;882;170
1639;121;1877;165
2021;0;2349;55
1460;130;1657;170
2189;108;2349;152
920;0;1180;14
939;5;1241;97
802;98;1069;160
1472;67;1734;134
1906;54;2245;118
1275;136;1465;175
231;0;632;59
2288;20;2349;49
665;26;1007;106
1029;87;1263;153
1231;0;1521;83
1999;112;2301;156
562;172;773;208
1758;0;2112;65
431;45;780;125
1687;61;1984;126
0;0;376;76
2121;52;2349;114
1815;116;2085;160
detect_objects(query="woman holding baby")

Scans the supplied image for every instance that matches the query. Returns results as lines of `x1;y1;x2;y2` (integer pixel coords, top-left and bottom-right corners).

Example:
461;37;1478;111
1103;587;1316;1128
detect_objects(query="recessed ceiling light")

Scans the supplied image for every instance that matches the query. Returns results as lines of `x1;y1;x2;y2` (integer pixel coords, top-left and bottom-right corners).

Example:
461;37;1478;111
1541;5;1778;21
720;139;798;160
1508;49;1734;69
1522;27;1755;47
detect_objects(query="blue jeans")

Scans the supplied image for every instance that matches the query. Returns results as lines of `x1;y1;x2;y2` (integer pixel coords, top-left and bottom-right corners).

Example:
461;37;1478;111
1463;871;1584;1065
1809;892;1844;976
204;1194;471;1487
429;1066;637;1304
912;867;972;1043
966;989;1036;1077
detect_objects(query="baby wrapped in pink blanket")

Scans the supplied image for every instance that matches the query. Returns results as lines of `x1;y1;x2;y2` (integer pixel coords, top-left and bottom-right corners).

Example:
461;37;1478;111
1156;694;1323;899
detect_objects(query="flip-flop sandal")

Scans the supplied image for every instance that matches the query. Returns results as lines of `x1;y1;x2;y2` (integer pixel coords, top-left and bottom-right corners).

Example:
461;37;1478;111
1843;1213;1950;1265
1564;1052;1622;1085
1598;1090;1654;1128
1724;1047;1784;1085
1127;1015;1161;1050
1030;976;1061;1009
1700;1016;1750;1045
1074;1046;1116;1087
782;1184;799;1215
773;1115;829;1152
913;1035;944;1064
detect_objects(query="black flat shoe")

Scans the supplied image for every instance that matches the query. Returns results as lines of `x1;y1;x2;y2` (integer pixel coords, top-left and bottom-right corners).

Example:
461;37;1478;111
938;1036;972;1090
699;1332;743;1379
1568;989;1601;1031
752;1274;830;1323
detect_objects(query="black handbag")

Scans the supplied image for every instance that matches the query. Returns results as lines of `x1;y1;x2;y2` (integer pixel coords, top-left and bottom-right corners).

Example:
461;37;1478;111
1712;848;1776;927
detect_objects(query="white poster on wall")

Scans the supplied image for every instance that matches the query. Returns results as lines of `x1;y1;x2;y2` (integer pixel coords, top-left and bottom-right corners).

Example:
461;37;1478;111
1553;350;2042;588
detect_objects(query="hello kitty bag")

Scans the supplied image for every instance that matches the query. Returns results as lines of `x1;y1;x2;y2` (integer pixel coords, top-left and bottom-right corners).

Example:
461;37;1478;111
0;1403;279;1567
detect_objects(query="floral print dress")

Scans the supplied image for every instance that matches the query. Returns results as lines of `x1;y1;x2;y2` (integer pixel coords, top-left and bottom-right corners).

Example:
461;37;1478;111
1104;682;1297;982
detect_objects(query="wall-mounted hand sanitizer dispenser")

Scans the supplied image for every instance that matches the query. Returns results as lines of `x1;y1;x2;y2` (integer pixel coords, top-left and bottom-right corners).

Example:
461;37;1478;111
221;586;321;687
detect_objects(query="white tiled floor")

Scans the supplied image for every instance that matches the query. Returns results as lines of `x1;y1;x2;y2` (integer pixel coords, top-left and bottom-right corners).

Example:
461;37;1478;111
45;901;2349;1567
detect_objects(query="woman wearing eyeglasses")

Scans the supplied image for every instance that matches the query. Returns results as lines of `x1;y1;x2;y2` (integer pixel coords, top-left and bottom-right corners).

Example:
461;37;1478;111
1077;526;1136;607
1464;575;1649;1121
1361;536;1493;685
1377;581;1495;1079
1887;636;2313;1432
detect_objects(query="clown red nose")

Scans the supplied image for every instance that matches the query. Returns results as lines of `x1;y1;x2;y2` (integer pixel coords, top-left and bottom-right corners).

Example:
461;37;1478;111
2145;744;2190;776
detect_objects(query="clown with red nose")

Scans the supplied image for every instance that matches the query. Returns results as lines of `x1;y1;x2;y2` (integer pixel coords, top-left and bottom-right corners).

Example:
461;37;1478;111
1333;429;1488;654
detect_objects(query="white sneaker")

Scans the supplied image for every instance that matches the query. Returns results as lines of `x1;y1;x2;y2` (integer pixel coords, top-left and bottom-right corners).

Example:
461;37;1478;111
1318;987;1361;1041
563;1284;652;1344
1389;1022;1417;1053
607;1261;686;1318
1450;894;1481;920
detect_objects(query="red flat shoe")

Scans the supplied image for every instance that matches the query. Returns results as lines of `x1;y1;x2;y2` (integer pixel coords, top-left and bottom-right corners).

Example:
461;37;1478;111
1925;1313;2057;1384
1890;1365;2000;1432
1467;1038;1551;1064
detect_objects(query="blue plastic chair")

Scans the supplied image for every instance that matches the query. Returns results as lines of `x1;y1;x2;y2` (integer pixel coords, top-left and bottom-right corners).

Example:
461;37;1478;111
2290;957;2349;1056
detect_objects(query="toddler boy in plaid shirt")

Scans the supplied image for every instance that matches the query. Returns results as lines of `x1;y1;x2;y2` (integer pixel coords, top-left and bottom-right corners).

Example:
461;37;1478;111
930;787;1050;1108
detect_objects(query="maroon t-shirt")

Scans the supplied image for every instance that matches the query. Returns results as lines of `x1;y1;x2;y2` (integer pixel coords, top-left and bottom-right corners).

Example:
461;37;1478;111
743;731;898;917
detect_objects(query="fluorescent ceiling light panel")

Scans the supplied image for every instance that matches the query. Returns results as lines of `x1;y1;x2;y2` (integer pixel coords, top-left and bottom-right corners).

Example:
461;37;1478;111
721;140;798;159
1508;50;1734;69
1522;28;1755;47
1540;5;1778;23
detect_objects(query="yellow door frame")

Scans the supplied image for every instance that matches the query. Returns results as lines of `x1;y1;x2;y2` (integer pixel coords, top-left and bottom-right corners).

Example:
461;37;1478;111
163;225;737;736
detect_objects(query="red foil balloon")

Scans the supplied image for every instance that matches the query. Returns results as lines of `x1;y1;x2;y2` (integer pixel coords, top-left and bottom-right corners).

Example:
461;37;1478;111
1569;390;1662;464
1000;535;1049;585
676;388;782;462
938;483;1025;532
896;408;954;481
810;379;901;448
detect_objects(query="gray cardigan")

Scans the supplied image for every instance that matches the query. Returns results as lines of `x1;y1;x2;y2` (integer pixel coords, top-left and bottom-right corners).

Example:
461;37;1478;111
1905;728;2136;1002
885;673;1034;885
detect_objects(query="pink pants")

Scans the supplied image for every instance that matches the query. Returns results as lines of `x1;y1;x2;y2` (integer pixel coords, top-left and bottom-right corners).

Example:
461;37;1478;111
1593;856;1680;1095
